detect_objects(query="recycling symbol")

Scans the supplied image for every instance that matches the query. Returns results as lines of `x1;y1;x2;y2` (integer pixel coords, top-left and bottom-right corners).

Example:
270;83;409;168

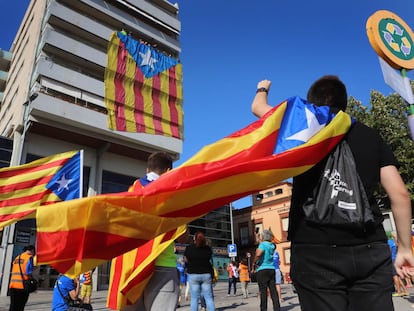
380;20;413;59
367;10;414;70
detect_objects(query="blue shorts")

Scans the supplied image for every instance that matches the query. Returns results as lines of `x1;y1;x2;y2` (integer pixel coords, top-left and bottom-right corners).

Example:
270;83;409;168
275;269;282;284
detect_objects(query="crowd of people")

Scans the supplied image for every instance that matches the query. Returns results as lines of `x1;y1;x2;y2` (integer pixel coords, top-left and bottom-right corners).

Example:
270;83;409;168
6;74;414;311
175;230;285;311
8;244;94;311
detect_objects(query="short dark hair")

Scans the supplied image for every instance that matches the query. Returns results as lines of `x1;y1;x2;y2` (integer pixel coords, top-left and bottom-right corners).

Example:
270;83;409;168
23;245;35;252
306;75;348;111
147;151;173;174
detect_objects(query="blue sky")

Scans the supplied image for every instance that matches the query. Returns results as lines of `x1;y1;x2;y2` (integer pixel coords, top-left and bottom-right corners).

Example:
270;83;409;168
1;1;414;208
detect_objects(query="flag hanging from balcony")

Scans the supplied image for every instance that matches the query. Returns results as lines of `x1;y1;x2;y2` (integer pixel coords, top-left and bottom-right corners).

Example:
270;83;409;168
36;97;353;277
0;150;82;229
104;31;183;139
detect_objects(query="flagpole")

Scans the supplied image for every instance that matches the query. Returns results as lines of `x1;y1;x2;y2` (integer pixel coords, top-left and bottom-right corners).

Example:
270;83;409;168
229;202;235;261
79;150;84;198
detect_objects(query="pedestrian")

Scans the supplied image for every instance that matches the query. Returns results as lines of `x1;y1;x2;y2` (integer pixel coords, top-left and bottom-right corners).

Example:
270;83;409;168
176;258;187;307
184;231;215;311
251;76;414;311
273;250;283;303
226;261;237;296
110;151;184;311
252;230;280;311
80;269;94;304
9;244;36;311
51;274;80;311
238;258;250;299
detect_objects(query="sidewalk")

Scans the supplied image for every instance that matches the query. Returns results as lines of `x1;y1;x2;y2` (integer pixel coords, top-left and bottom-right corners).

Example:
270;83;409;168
0;281;413;310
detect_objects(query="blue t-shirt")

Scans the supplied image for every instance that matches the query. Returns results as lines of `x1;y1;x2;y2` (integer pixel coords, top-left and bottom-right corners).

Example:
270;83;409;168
273;251;280;270
176;262;187;284
256;241;276;271
52;275;76;311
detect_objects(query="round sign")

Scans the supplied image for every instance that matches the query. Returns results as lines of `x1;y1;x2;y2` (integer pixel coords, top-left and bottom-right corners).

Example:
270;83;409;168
366;10;414;70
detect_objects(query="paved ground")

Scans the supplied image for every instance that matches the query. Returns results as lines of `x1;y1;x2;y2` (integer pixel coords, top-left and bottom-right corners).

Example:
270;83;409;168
0;281;413;310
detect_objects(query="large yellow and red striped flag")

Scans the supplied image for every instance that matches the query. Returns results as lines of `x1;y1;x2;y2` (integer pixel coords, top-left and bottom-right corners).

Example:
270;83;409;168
107;225;187;309
36;97;353;277
104;31;183;139
0;150;82;228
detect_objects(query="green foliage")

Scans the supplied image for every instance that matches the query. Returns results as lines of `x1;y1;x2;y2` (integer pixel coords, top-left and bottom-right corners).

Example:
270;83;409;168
346;88;414;207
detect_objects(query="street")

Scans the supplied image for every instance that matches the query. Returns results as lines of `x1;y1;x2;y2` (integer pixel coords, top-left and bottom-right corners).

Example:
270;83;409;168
0;281;413;310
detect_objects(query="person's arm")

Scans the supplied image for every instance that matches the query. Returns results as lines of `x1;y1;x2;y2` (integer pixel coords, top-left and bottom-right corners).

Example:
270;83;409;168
251;80;273;118
381;165;414;277
252;247;264;271
69;277;80;300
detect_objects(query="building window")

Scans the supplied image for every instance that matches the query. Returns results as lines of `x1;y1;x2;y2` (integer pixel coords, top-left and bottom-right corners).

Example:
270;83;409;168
283;248;291;264
255;193;263;201
275;188;283;195
254;222;263;244
239;223;250;246
281;217;289;231
280;212;289;241
101;170;136;193
264;191;273;198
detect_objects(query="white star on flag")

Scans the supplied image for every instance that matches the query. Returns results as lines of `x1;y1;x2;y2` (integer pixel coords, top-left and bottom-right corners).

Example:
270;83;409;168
56;174;72;191
139;48;157;71
286;107;326;142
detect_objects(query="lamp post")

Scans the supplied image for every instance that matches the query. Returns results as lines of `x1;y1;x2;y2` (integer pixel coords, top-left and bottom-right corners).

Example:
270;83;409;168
229;202;236;261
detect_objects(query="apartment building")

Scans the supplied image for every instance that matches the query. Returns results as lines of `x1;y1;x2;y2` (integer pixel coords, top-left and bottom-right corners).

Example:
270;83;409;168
0;0;183;295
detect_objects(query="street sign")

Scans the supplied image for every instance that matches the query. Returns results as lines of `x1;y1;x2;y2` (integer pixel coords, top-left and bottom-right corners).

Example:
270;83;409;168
379;57;414;104
227;244;237;257
367;10;414;70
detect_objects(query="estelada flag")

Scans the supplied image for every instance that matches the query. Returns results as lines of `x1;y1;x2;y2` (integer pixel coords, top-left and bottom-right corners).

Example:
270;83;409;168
0;150;82;228
104;31;183;139
36;97;353;277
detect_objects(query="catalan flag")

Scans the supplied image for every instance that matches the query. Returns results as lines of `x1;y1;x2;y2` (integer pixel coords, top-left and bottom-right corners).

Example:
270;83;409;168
36;97;353;277
104;31;183;139
108;225;187;309
0;150;82;229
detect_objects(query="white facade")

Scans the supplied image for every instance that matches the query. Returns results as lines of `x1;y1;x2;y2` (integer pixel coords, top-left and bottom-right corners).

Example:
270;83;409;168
0;0;182;295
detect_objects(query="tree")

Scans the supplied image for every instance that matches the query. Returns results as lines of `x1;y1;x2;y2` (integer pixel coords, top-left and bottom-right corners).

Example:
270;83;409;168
347;89;414;209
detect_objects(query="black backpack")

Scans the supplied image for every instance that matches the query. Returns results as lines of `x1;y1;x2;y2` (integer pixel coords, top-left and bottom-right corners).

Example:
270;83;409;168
302;140;375;229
